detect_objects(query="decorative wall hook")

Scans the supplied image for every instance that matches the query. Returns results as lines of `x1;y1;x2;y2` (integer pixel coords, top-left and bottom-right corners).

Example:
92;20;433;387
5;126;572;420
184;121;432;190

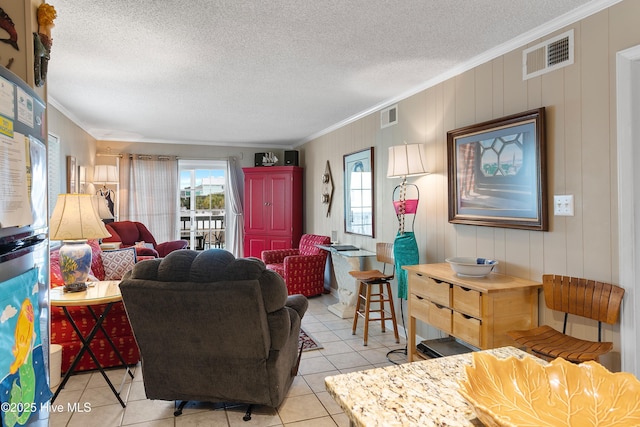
0;7;19;51
321;161;334;217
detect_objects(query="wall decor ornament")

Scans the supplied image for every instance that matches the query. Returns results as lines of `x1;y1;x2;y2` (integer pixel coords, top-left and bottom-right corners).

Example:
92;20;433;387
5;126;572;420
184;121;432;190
33;3;57;87
0;7;19;51
321;161;334;217
447;107;548;230
261;152;278;166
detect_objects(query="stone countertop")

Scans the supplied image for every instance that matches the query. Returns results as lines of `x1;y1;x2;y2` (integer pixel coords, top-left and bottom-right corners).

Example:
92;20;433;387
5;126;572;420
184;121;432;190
325;346;539;427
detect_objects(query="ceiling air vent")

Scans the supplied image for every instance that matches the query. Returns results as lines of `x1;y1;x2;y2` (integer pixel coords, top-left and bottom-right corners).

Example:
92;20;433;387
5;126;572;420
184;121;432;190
523;29;574;80
380;104;398;128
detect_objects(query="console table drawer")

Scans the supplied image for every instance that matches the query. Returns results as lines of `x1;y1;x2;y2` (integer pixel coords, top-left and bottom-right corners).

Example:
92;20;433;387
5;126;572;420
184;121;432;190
409;294;430;323
453;286;481;317
427;302;452;334
453;311;481;347
412;274;450;306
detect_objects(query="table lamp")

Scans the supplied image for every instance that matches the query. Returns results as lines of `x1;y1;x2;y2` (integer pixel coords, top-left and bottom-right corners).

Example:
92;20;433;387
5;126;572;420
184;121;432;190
50;194;111;292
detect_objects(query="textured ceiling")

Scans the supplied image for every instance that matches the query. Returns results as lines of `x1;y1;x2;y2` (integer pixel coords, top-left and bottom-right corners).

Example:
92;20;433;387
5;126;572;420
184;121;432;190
46;0;608;148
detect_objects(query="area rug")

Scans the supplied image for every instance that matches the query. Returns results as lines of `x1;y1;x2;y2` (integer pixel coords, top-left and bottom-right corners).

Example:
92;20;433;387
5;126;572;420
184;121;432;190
299;328;323;352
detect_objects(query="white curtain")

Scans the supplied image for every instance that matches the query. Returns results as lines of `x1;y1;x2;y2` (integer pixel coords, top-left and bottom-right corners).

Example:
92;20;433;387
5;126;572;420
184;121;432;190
126;155;179;243
226;156;244;257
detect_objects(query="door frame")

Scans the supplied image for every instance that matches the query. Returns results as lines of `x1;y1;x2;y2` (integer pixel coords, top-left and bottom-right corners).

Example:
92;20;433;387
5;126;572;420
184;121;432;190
616;44;640;377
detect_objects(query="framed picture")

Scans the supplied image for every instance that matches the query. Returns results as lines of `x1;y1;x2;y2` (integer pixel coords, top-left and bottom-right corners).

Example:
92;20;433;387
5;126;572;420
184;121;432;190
447;108;548;230
78;165;86;193
344;147;375;237
66;156;77;193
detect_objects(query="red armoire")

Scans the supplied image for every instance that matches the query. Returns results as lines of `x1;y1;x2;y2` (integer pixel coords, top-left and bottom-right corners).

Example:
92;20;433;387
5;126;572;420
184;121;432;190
243;166;303;258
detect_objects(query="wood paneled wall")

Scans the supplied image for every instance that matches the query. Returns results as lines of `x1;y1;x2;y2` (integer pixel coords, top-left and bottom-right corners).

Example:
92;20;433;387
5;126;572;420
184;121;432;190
300;0;640;368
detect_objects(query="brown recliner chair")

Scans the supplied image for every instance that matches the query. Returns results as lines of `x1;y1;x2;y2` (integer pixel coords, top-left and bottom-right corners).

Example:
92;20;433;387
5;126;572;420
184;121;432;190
103;220;188;257
119;249;308;420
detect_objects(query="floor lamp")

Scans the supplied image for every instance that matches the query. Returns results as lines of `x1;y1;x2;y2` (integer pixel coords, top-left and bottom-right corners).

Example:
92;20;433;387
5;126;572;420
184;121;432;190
91;194;114;223
94;164;118;220
387;143;428;300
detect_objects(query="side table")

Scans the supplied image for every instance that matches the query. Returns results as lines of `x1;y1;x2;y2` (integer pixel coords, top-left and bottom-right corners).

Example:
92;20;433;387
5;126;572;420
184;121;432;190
50;281;134;407
317;245;376;318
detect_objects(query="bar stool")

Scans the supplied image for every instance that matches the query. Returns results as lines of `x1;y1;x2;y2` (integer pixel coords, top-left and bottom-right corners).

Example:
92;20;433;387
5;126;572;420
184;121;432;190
349;243;400;346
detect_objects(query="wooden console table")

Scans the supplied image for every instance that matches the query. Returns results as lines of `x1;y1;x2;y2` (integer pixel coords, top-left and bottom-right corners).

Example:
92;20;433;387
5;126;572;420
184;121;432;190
404;263;541;362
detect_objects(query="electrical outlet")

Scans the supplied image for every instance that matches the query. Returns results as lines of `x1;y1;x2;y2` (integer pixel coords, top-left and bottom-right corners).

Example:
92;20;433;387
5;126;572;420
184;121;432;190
554;195;574;216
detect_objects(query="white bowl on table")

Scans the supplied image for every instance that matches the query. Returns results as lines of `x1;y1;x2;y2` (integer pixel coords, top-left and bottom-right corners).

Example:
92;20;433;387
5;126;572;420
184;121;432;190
445;257;498;277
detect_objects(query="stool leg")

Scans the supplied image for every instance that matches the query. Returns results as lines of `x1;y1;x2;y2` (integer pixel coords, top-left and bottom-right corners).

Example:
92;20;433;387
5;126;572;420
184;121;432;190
363;283;372;346
352;282;364;335
385;282;400;343
376;283;386;333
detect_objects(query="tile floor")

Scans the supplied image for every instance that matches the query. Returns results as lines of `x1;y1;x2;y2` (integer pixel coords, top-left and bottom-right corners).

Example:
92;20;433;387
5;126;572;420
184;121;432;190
47;293;409;426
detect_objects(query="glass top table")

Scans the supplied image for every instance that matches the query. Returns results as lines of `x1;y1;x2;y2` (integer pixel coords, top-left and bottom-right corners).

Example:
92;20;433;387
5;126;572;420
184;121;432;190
317;245;376;318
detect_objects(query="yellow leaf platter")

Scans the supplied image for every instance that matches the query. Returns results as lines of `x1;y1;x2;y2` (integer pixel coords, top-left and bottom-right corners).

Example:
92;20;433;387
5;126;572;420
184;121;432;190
458;352;640;427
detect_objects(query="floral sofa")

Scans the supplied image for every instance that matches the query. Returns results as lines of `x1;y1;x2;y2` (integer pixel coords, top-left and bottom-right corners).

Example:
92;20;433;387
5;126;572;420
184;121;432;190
50;240;140;373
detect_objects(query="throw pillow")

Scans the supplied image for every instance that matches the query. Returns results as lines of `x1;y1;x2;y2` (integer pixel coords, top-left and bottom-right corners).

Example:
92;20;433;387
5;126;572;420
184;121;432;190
135;241;155;250
102;247;137;280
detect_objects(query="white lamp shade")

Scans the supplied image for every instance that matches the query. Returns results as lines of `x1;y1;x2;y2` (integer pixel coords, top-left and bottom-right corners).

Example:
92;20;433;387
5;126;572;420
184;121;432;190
50;194;111;241
94;165;119;183
91;195;114;220
387;144;428;178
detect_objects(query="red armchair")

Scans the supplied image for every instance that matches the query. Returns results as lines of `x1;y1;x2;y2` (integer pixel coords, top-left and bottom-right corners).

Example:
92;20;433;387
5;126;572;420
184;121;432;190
262;234;330;296
103;221;188;258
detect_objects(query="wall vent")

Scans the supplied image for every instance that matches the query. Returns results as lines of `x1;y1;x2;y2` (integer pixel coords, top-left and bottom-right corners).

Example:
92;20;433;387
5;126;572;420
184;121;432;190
380;104;398;128
523;29;574;80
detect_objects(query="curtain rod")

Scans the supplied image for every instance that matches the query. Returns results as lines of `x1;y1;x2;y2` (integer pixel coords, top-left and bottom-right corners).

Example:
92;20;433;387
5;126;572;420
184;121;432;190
96;153;172;159
96;152;244;160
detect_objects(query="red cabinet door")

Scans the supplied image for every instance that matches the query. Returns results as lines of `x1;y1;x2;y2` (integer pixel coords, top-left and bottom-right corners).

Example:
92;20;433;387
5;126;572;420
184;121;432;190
267;172;292;236
244;172;268;234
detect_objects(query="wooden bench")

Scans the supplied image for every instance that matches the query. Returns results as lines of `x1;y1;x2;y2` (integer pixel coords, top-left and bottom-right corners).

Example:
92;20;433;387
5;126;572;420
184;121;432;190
508;274;624;363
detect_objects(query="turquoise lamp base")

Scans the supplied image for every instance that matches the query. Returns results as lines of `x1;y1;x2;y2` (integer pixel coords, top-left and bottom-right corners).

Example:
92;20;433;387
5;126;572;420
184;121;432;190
59;240;93;292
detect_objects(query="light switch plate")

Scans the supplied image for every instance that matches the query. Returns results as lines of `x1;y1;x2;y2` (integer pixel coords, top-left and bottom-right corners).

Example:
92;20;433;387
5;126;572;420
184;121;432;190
554;195;574;216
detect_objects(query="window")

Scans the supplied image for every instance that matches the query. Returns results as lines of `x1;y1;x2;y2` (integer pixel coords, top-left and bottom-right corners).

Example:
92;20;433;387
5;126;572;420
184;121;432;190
178;160;226;250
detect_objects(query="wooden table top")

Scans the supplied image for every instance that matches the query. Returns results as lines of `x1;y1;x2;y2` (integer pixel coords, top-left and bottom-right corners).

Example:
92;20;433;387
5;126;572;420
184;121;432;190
403;263;542;293
50;281;122;307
